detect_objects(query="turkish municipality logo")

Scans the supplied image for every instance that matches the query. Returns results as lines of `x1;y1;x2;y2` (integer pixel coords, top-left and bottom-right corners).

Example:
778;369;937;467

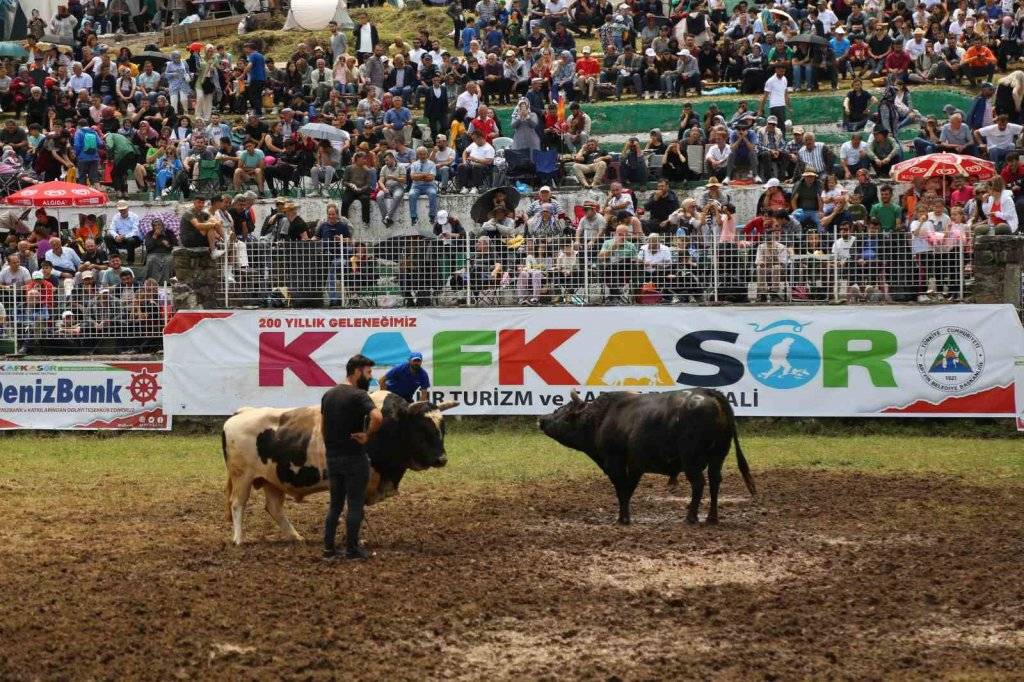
746;320;820;390
916;327;985;393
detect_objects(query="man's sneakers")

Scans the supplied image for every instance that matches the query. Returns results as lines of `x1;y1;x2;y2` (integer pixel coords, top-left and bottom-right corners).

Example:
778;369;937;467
322;546;370;561
345;546;370;561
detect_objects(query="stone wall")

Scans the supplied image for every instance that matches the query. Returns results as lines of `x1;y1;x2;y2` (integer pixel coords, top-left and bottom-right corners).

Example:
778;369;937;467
972;235;1024;311
171;247;223;309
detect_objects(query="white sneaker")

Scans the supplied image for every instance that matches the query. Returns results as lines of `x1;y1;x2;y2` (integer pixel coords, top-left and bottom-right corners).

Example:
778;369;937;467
210;248;226;260
460;187;470;194
722;178;730;185
469;187;478;194
755;175;763;183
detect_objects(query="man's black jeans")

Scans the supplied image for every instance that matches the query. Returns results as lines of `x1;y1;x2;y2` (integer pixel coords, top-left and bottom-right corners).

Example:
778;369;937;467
323;452;370;553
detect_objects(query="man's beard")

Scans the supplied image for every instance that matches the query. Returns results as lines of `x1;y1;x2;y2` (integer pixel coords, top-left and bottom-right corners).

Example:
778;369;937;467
356;377;371;391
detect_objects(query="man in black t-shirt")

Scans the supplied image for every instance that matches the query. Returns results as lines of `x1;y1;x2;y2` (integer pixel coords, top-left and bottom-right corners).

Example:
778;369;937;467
321;354;383;561
179;196;226;259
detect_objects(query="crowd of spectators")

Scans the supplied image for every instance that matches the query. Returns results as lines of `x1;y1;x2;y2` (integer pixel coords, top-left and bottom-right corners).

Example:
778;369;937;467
0;0;1022;206
0;204;171;353
1;0;1024;350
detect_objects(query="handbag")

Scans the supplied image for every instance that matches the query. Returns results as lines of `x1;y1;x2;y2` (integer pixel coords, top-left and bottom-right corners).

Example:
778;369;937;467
201;76;215;95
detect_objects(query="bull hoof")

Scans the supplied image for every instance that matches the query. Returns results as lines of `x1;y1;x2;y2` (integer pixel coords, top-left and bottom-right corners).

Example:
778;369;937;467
705;516;719;525
290;533;306;542
617;517;631;526
685;514;698;525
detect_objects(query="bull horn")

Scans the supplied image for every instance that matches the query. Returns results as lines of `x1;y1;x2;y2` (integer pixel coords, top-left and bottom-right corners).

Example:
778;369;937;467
436;400;460;412
570;390;581;404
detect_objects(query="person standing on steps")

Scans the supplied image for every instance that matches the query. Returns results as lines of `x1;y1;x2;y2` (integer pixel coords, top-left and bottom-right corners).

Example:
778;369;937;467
321;355;383;562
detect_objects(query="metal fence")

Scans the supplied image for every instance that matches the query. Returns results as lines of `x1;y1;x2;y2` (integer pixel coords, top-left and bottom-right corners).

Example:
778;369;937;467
1;283;173;355
213;229;967;309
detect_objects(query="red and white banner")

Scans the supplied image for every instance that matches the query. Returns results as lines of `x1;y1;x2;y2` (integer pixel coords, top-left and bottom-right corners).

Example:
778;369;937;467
0;361;171;430
163;306;1024;418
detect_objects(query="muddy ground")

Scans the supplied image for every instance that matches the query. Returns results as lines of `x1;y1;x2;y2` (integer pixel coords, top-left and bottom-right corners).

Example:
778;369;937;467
1;469;1022;680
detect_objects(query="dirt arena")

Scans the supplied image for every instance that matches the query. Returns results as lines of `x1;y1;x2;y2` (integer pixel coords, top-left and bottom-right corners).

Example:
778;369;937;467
1;465;1023;680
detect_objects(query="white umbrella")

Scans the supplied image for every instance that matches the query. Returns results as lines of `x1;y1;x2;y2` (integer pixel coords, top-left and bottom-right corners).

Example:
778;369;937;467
298;122;348;142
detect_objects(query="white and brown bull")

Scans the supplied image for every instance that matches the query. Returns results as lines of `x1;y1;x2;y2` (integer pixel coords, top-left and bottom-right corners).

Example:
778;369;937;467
222;390;458;544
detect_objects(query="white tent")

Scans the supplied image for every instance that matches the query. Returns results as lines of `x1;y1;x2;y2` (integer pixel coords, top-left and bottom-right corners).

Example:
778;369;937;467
282;0;353;31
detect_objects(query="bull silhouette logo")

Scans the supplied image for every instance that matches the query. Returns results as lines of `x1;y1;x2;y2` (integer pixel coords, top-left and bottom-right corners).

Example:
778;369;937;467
746;321;820;390
600;365;661;386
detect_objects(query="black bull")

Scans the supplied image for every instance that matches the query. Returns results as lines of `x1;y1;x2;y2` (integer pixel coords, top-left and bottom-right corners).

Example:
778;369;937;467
538;389;757;524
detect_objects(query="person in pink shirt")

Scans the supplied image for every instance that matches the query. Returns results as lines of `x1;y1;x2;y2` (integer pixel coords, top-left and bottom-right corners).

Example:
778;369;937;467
949;176;974;207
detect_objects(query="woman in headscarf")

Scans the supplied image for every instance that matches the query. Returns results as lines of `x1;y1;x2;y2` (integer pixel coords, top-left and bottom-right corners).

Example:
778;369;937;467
551;50;576;101
195;44;220;124
511;97;541;151
163;50;192;115
876;75;900;135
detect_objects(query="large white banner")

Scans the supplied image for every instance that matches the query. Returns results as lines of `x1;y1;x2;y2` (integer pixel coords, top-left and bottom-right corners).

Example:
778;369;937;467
0;361;171;430
1016;357;1024;431
163;306;1024;418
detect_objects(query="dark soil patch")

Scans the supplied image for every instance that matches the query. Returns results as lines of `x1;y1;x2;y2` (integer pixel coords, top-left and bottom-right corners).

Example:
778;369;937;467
1;470;1022;679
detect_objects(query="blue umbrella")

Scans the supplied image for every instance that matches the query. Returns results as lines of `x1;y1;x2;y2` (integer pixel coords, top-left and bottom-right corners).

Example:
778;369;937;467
0;42;28;59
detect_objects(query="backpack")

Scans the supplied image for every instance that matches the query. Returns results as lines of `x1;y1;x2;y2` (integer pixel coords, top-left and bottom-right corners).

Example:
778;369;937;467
82;130;98;154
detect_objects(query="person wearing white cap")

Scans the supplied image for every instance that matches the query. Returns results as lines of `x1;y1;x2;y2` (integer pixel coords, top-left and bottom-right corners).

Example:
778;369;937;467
757;115;789;180
829;27;852;84
106;201;143;264
434;210;466;242
575;45;601;103
526;186;562;218
663;49;699;98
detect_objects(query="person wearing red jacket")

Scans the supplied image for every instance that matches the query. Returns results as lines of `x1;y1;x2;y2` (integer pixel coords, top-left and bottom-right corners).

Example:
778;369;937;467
883;41;912;82
25;270;54;308
468;106;498;142
574;45;601;102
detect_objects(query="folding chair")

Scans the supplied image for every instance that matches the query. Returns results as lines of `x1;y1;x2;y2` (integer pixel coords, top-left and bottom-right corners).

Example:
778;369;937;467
194;158;221;196
532;149;561;187
504;148;536;186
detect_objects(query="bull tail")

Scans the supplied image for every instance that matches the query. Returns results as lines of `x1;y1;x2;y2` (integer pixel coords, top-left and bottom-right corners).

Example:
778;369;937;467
222;429;233;523
732;426;756;498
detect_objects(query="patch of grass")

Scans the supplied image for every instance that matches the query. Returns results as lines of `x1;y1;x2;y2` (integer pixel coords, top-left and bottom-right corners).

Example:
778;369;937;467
231;7;454;63
1;429;1021;499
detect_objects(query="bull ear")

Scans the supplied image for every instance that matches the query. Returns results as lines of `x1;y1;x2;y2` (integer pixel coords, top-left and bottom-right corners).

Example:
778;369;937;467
436;400;460;412
570;390;581;404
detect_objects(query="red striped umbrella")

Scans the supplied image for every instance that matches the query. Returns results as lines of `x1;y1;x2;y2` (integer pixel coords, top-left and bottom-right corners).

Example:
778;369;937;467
891;153;996;182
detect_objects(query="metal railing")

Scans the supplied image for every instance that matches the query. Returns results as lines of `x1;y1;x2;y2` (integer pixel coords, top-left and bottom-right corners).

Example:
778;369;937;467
1;283;173;355
211;229;967;309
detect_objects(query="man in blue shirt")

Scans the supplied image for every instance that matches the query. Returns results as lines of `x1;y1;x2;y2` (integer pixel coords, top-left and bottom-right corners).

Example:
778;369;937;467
243;42;267;115
383;96;412;145
407;146;438;226
106;201;143;264
381;352;431;403
73;119;104;186
829;27;852;80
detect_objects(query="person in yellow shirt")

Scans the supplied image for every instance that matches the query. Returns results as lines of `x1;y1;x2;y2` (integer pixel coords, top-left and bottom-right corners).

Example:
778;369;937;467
449;113;467;149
